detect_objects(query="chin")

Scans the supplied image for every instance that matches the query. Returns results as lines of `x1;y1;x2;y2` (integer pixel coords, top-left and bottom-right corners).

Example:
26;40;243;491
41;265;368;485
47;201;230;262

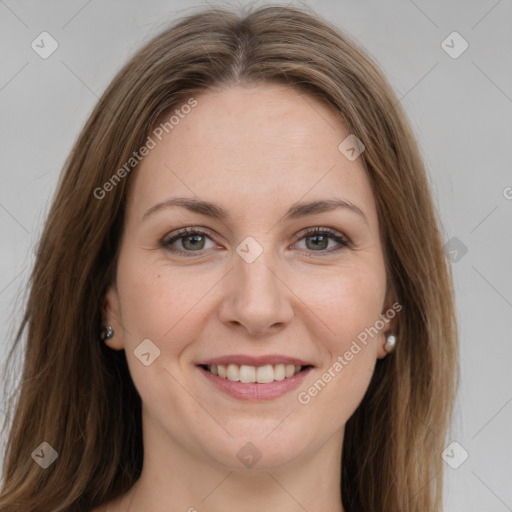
196;422;312;471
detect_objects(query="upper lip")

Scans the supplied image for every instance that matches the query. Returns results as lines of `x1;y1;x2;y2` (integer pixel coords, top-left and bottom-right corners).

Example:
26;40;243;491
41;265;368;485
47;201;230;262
197;354;313;367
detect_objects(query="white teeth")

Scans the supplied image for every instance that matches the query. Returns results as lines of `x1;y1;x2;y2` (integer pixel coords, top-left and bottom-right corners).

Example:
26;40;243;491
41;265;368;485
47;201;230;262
256;365;274;384
285;364;295;378
218;364;227;379
226;364;239;381
239;365;256;383
274;363;285;381
206;363;305;383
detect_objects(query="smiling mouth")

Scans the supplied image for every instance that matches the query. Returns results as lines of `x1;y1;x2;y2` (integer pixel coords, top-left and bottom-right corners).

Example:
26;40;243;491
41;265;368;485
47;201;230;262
199;363;313;384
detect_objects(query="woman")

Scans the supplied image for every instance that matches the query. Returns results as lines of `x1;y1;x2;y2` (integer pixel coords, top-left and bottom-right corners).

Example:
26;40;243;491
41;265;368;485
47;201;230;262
0;4;458;511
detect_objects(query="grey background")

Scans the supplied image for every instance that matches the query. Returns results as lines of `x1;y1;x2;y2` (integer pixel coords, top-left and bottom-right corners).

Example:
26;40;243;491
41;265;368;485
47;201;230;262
1;0;511;510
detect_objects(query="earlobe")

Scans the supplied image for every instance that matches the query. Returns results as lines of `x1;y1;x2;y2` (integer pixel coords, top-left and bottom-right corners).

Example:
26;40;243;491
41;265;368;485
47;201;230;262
377;331;397;359
377;336;389;359
377;342;387;359
102;286;125;350
377;295;400;359
383;332;397;354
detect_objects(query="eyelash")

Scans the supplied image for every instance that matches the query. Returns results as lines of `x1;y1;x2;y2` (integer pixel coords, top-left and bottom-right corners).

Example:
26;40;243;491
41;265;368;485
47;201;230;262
161;226;350;258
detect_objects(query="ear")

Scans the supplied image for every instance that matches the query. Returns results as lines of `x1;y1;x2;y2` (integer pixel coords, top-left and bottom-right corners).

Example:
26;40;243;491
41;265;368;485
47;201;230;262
102;285;125;350
376;294;400;360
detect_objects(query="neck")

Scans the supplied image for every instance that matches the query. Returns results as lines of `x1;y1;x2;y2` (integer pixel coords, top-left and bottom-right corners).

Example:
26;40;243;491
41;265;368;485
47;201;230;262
123;409;346;512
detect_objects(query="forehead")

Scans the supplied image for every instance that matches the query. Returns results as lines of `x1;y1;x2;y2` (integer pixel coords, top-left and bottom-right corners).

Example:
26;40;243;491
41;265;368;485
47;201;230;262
127;83;377;227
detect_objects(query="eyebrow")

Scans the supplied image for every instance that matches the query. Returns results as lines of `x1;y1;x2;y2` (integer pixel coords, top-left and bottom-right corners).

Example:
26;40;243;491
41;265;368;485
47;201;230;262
143;197;367;224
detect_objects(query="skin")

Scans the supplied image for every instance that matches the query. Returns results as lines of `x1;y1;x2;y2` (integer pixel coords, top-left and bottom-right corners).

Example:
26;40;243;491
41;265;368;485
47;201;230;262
97;83;397;512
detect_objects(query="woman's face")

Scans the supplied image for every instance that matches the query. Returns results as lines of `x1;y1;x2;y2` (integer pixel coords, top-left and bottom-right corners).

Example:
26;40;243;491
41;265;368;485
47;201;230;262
105;83;394;471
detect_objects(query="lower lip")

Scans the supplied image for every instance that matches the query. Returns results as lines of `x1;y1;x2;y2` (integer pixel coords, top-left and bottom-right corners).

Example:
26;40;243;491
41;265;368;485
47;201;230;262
197;366;312;401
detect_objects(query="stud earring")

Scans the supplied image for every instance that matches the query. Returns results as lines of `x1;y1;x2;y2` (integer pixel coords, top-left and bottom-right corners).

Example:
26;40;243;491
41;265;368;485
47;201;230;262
384;332;396;354
100;325;114;341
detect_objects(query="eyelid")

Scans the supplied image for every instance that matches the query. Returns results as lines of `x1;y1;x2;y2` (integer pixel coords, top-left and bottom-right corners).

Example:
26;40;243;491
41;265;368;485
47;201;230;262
291;226;350;246
161;225;351;256
161;225;217;244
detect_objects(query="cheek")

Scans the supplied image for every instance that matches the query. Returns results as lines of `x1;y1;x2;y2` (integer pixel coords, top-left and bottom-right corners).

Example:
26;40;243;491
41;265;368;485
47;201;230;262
297;263;386;348
116;251;210;339
115;255;203;405
292;266;385;417
115;252;224;388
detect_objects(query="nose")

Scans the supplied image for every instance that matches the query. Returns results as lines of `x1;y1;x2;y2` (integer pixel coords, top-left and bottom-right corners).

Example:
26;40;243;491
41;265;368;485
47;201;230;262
217;249;294;336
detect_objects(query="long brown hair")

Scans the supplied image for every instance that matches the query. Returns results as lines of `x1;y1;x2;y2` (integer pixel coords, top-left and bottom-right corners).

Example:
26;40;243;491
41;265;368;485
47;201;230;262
0;4;458;511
